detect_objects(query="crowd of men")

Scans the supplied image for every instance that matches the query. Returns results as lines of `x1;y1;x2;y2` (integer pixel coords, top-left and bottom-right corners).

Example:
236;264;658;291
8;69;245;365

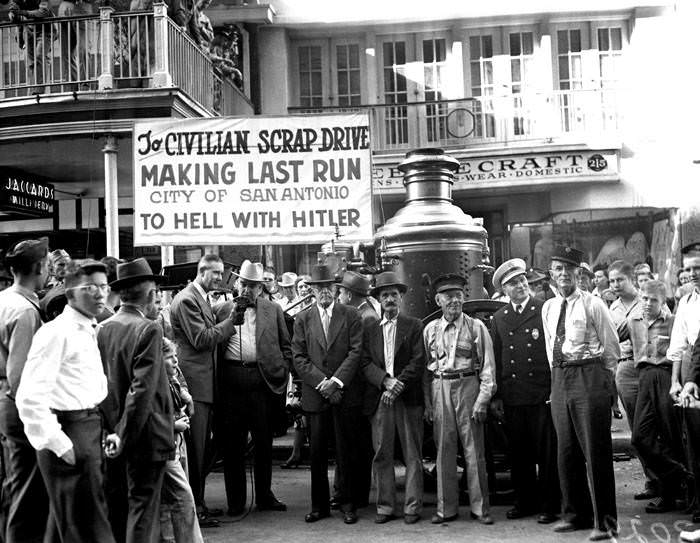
1;237;700;542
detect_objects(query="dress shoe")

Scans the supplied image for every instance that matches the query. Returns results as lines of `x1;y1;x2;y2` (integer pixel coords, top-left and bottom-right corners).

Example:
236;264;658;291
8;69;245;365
343;511;358;524
470;512;494;525
431;513;457;524
506;507;533;519
374;513;396;524
645;497;676;514
305;511;330;523
537;513;560;524
404;514;420;524
589;528;616;541
196;512;220;528
256;498;287;512
329;497;341;511
280;458;302;469
205;507;224;517
553;519;593;532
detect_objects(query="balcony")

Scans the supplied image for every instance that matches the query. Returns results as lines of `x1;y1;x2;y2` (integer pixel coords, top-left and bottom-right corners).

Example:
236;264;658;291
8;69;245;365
289;89;621;154
0;3;250;117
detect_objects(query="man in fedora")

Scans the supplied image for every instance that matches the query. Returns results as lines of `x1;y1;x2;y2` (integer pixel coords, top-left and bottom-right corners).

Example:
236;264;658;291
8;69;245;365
170;254;238;526
490;258;560;524
0;238;50;542
360;271;425;524
292;264;364;524
542;245;620;541
97;257;174;543
214;259;290;515
336;270;380;323
423;273;496;526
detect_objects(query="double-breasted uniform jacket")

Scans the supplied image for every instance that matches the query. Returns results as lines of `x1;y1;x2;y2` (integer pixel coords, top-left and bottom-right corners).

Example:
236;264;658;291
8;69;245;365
170;283;235;404
214;296;291;395
361;313;425;416
491;297;551;406
292;303;363;412
98;305;174;461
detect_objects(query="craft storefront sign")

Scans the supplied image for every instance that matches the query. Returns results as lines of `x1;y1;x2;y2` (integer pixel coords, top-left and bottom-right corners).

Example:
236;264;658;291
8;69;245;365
0;170;55;218
372;150;620;193
133;114;373;246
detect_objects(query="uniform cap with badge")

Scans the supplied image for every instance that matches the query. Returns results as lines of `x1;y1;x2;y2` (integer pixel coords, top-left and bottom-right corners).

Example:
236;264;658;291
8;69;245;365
492;258;527;290
550;245;583;267
432;273;467;294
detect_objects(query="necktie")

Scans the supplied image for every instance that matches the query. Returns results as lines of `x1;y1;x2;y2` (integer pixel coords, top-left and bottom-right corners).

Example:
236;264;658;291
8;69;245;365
384;320;395;376
322;309;330;341
552;299;567;364
516;304;523;314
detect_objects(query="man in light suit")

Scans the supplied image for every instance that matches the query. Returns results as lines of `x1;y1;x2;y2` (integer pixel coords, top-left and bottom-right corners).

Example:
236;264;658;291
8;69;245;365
169;254;237;526
214;260;290;515
292;264;364;525
361;271;425;525
98;258;174;543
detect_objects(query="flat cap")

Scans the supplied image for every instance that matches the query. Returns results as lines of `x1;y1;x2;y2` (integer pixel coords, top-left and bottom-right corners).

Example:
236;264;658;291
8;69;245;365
5;237;49;267
433;273;467;294
492;258;527;290
550;245;583;267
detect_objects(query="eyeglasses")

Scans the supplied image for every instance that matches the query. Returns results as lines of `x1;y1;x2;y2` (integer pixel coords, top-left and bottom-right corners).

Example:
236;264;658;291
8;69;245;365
69;284;111;295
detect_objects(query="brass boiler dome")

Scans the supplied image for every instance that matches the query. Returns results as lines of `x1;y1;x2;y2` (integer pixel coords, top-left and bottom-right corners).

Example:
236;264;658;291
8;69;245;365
374;148;489;318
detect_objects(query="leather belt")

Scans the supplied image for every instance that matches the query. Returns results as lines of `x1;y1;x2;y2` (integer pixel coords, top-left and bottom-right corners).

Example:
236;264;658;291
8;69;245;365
225;359;258;368
555;357;603;368
51;407;100;422
433;370;475;380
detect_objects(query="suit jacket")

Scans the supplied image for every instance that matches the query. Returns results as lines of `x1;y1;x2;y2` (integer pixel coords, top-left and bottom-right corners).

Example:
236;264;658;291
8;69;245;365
170;283;235;403
292;303;363;412
361;313;425;416
491;297;551;406
98;305;174;461
214;296;291;394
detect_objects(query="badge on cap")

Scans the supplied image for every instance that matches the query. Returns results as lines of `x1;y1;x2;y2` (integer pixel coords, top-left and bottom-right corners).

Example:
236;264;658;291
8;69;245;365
531;328;540;340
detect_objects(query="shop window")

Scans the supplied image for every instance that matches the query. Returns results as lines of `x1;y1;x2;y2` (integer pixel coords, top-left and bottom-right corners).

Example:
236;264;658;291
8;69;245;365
336;44;361;107
298;45;323;108
468;34;495;138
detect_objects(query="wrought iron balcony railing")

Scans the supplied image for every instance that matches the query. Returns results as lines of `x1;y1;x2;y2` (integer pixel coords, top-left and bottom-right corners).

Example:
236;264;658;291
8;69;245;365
289;89;620;152
0;2;245;116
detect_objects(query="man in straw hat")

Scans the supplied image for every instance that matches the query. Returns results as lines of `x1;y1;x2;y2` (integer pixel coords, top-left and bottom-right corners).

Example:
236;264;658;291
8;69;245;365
542;245;620;541
97;258;174;542
292;264;364;524
17;259;115;542
169;254;238;526
360;271;425;524
214;260;291;515
490;258;560;524
423;273;496;526
0;238;50;541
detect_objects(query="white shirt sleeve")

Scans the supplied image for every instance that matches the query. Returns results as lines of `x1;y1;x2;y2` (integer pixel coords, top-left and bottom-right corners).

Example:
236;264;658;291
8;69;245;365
16;327;73;458
474;319;496;405
668;297;688;363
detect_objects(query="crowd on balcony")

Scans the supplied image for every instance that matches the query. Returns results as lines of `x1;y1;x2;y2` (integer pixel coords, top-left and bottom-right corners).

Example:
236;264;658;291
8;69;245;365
0;0;243;95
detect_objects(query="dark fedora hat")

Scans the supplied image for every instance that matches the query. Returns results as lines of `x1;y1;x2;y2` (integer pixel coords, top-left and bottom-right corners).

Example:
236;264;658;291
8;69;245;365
336;270;371;296
306;264;336;285
110;258;165;291
370;271;407;297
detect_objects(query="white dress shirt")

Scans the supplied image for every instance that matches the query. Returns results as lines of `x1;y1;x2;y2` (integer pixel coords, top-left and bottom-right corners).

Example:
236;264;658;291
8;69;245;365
16;305;108;457
668;289;700;371
225;307;257;362
511;296;530;314
542;288;621;371
380;314;398;377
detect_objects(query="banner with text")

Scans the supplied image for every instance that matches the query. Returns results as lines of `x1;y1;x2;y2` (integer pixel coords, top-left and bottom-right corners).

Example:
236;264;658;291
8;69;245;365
133;114;372;246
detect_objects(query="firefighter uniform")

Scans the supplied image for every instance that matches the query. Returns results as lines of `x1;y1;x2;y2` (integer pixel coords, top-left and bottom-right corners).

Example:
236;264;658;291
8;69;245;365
491;291;560;519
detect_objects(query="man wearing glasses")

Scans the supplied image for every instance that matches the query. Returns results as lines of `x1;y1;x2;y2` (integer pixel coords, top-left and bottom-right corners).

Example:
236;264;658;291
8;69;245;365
16;259;115;542
542;246;620;541
97;258;174;542
292;264;364;525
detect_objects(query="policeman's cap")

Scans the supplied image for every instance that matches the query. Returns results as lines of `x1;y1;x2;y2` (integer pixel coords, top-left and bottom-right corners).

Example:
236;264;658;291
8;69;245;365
492;258;527;290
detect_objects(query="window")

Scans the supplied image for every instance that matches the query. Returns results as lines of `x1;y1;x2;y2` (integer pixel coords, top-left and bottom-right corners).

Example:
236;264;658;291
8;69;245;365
509;31;535;136
423;38;447;142
382;40;409;145
336;44;361;106
597;27;623;89
557;29;583;91
469;35;495;138
298;46;323;108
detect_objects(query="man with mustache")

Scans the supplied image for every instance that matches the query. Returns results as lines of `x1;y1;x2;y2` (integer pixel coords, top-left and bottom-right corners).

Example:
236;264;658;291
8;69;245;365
490;258;560;524
542;246;620;541
423;273;496;526
360;271;425;524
